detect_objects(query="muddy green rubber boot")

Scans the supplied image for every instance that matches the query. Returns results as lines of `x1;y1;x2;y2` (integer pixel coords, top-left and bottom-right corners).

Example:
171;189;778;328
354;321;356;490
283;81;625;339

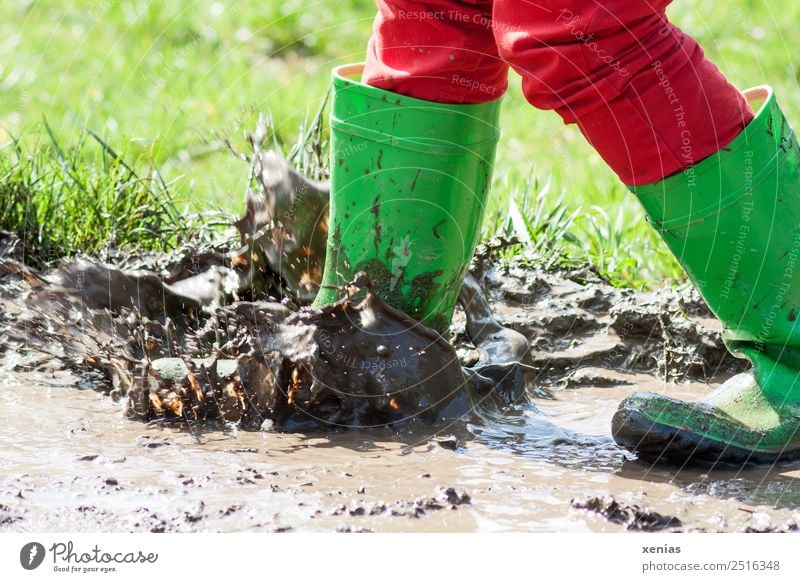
612;86;800;464
311;64;501;334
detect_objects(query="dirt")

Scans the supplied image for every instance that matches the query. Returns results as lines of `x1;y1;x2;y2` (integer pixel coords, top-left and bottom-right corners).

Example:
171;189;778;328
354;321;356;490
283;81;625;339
571;496;682;531
4;367;800;532
1;152;800;533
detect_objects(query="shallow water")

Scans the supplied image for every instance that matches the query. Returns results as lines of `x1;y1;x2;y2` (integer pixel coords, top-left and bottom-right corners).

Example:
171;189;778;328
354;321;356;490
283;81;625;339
3;369;799;533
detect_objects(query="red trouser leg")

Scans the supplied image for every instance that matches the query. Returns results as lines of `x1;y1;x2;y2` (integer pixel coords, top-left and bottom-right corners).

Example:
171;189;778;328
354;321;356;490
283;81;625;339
491;0;754;185
363;0;754;185
363;0;508;104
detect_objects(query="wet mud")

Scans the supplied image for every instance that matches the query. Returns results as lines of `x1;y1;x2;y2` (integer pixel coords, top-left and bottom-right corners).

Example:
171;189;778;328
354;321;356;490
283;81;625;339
571;496;681;531
1;153;798;533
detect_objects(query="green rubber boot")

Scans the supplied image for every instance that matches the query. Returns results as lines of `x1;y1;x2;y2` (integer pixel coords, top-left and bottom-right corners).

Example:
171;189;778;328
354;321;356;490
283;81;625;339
311;64;501;334
612;86;800;464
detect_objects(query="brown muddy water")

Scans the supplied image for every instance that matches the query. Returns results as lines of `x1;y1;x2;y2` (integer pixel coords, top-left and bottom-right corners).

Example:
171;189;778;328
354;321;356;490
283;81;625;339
4;368;800;532
2;151;800;533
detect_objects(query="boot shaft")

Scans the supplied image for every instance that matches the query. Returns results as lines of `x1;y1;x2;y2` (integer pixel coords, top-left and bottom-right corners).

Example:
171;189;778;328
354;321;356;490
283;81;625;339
314;64;502;334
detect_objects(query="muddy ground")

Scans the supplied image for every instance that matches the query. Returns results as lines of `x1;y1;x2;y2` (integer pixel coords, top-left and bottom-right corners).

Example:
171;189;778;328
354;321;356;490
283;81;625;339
3;152;800;533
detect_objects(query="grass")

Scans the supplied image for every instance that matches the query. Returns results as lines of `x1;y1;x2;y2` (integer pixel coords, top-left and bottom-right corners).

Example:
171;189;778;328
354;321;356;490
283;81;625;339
481;174;685;288
1;1;798;285
0;126;219;267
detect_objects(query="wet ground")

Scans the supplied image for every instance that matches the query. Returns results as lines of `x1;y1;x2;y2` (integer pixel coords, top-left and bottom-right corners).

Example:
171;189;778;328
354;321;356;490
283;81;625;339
4;261;800;533
3;368;800;532
2;150;800;533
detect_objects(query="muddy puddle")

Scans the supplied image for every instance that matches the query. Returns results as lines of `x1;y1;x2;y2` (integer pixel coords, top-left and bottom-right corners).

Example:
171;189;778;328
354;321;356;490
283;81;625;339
2;148;800;532
4;372;800;532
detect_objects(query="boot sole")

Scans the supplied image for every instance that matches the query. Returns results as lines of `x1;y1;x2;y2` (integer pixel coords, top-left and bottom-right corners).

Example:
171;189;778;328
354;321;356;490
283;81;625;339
612;401;800;466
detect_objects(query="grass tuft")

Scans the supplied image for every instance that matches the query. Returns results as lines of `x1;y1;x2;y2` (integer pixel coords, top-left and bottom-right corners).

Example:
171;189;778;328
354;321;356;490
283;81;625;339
0;126;196;268
484;174;683;289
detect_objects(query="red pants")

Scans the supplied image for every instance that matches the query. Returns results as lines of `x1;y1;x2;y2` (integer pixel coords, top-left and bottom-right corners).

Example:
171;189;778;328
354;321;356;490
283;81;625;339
363;0;754;185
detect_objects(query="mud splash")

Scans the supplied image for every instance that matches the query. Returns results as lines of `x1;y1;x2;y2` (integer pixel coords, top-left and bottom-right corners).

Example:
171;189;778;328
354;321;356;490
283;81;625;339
571;495;682;531
0;142;533;431
126;283;477;430
2;150;798;533
4;254;523;431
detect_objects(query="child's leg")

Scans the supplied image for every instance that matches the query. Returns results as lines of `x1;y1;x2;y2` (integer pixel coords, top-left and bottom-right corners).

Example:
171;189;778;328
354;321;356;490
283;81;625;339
363;0;508;104
492;0;754;185
489;1;800;465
